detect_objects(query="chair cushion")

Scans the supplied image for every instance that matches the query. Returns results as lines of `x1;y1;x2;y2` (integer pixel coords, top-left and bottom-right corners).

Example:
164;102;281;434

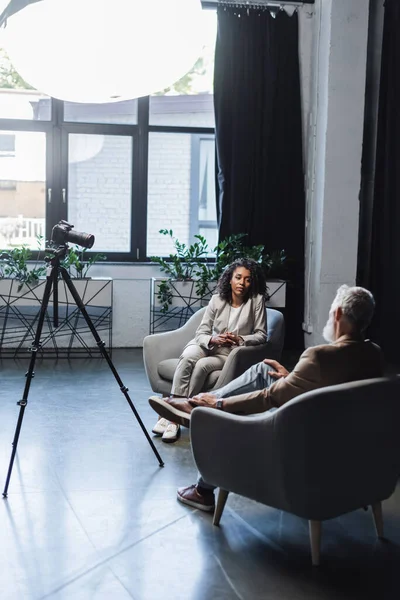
157;359;221;390
205;370;220;389
158;359;179;381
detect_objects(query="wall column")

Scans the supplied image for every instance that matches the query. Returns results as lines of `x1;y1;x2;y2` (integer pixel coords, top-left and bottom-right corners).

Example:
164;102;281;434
303;0;370;346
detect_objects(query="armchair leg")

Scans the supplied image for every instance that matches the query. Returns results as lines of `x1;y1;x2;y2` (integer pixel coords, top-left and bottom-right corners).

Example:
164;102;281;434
309;520;322;566
371;502;384;538
213;489;229;526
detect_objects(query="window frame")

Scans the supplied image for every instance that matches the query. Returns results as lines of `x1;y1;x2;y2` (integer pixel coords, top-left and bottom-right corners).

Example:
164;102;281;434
190;132;217;245
0;65;216;263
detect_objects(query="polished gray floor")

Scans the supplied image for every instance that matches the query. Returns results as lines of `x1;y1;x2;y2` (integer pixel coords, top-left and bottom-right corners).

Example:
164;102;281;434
0;350;399;600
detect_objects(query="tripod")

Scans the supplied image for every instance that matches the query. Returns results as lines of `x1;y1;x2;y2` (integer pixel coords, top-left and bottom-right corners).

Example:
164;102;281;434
3;245;164;498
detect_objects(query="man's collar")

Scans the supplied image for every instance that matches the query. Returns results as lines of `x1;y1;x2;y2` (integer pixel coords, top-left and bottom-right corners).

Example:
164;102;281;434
333;333;364;344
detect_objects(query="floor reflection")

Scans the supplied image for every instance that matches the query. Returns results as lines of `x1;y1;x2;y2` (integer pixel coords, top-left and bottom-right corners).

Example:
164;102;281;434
0;350;399;600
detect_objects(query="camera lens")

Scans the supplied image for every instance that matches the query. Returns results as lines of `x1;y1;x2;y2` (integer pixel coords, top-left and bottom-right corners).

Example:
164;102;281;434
67;230;95;249
51;222;95;249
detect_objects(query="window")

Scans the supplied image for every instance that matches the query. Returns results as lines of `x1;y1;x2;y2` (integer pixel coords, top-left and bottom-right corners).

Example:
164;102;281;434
192;134;218;249
147;132;193;256
0;131;46;249
68;134;133;252
64;99;138;125
0;133;15;155
0;180;17;190
0;9;217;259
146;132;217;257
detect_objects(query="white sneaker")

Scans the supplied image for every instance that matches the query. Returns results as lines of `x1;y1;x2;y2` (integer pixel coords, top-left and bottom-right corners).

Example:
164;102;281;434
152;417;169;436
161;422;181;443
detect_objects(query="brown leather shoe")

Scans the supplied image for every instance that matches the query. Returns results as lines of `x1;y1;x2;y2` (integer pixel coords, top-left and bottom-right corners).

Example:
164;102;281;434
177;484;215;512
148;396;193;428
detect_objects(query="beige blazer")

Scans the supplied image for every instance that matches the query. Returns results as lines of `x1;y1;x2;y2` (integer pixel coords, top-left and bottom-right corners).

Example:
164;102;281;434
192;293;267;351
222;336;384;414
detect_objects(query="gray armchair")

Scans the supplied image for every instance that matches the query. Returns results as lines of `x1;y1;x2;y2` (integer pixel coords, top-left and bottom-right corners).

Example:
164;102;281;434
143;307;284;396
190;377;400;565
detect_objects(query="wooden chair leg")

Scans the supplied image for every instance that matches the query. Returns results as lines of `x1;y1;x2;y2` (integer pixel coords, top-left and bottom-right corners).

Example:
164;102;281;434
371;502;384;538
309;520;322;566
213;489;229;526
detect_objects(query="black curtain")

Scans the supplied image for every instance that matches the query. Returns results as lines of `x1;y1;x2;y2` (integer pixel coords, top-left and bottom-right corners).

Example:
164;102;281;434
368;0;400;363
214;6;305;349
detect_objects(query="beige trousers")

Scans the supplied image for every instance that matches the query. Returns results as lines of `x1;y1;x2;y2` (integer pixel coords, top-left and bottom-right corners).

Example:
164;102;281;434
171;343;231;397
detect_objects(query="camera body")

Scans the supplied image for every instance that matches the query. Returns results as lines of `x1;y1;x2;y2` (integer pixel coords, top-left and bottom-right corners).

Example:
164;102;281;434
51;221;95;249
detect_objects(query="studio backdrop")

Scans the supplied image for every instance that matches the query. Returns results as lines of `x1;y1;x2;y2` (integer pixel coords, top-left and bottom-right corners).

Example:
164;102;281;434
367;0;400;362
214;3;305;348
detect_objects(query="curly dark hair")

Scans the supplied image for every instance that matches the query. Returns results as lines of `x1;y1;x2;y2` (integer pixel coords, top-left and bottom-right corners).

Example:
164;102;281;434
216;258;267;303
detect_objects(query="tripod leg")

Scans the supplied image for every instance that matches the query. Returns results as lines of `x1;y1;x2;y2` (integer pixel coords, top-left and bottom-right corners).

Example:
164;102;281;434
60;267;164;467
3;272;54;498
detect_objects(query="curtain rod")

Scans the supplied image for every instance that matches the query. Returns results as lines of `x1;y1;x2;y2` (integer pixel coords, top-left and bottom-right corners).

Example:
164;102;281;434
201;0;315;8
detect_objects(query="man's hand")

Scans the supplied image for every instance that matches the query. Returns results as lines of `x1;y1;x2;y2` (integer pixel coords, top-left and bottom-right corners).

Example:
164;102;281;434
263;358;289;379
189;392;218;408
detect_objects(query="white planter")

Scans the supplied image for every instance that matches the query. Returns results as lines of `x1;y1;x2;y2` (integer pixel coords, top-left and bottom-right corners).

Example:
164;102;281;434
150;278;217;333
151;278;217;310
150;277;286;333
266;280;286;308
0;277;112;357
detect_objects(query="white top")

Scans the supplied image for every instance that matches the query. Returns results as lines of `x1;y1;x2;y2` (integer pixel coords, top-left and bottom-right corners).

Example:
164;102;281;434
227;305;243;334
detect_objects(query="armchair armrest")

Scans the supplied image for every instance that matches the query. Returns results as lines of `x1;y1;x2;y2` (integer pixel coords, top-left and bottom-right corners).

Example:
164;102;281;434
143;310;204;393
191;407;286;510
212;342;281;390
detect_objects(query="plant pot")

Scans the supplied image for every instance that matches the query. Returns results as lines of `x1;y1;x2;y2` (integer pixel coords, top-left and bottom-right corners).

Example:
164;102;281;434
266;279;286;308
150;278;217;333
150;278;286;334
0;277;112;358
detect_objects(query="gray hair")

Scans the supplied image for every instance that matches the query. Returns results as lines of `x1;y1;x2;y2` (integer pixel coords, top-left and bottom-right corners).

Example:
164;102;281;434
331;285;375;333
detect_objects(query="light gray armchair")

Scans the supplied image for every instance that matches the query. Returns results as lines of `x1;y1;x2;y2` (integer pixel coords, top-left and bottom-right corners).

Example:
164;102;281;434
143;307;284;396
190;377;400;566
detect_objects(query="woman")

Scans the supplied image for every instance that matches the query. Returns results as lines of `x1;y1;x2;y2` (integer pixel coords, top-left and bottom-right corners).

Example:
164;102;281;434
153;257;267;443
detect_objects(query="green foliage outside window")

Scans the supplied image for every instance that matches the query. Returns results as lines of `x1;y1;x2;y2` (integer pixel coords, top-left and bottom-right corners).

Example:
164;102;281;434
0;48;34;90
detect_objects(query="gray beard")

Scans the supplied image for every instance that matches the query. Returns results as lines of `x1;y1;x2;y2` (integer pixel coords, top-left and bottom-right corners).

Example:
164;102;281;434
322;317;335;343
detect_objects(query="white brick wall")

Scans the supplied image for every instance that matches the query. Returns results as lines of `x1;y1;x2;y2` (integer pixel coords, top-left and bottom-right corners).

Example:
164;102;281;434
67;127;207;257
68;135;132;251
147;132;192;256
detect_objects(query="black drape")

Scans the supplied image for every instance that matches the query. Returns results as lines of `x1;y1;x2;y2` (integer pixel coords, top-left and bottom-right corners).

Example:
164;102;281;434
214;6;305;349
368;0;400;363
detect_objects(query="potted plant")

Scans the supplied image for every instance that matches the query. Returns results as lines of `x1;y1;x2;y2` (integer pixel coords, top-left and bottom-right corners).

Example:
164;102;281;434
60;245;106;279
0;240;47;292
150;229;216;315
0;240;110;358
150;229;287;333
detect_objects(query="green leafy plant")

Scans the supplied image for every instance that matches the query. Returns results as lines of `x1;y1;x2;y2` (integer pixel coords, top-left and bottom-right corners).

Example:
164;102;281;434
263;249;287;279
151;229;210;279
213;233;267;281
0;238;46;291
0;237;107;290
156;279;174;314
151;230;287;313
60;246;107;279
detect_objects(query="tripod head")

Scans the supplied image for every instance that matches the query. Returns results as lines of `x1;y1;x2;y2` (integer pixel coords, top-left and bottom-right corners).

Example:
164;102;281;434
45;244;70;264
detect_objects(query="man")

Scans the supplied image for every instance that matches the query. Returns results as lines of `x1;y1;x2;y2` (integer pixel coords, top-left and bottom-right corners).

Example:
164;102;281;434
149;285;384;512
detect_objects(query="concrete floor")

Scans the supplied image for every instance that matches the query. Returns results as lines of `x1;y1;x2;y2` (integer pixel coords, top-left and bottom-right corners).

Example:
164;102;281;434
0;349;399;600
